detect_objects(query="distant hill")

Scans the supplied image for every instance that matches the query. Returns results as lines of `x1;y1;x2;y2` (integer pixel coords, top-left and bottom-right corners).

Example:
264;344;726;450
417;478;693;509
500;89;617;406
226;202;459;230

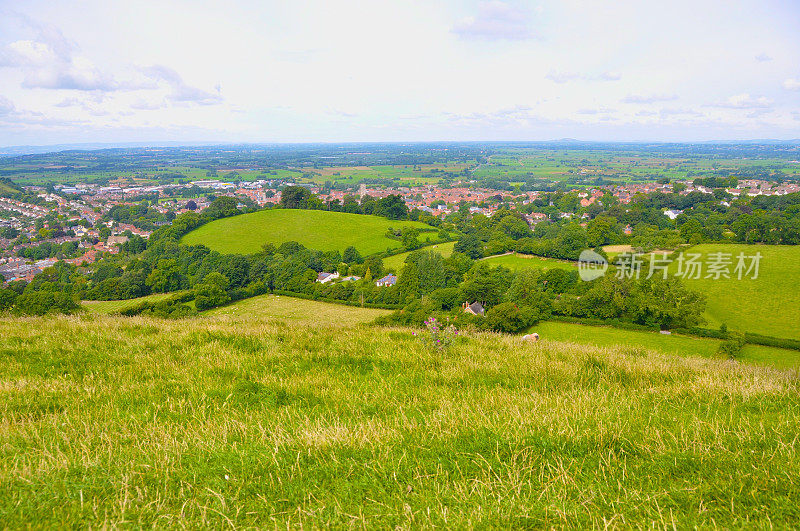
0;177;21;195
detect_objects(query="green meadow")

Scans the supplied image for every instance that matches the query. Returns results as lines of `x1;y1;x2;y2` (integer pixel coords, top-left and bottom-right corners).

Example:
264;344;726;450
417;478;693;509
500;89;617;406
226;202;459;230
81;292;183;315
181;209;430;255
669;244;800;340
383;240;456;271
534;321;800;370
1;294;799;527
482;252;578;271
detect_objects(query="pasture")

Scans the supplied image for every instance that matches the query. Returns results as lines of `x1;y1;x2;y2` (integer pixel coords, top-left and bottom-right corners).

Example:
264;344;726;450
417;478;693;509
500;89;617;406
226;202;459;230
81;292;182;315
482;252;577;271
669;244;800;340
204;293;390;327
181;209;431;255
1;303;799;527
383;241;456;271
534;321;800;370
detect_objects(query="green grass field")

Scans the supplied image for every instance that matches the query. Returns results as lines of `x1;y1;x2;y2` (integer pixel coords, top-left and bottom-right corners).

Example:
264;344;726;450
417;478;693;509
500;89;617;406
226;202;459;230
205;293;390;326
383;241;456;271
181;209;431;255
534;321;800;370
1;299;798;527
482;253;578;271
81;292;182;315
668;244;800;340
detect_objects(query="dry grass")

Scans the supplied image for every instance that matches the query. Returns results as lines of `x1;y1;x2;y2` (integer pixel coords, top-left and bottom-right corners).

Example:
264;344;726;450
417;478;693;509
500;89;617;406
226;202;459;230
0;309;798;527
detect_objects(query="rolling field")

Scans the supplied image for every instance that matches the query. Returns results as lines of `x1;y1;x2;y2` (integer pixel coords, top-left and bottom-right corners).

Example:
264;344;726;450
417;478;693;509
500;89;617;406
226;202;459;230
534;321;800;370
669;244;800;340
1;299;799;527
181;209;430;255
204;293;390;327
482;252;577;271
383;241;456;271
81;292;182;315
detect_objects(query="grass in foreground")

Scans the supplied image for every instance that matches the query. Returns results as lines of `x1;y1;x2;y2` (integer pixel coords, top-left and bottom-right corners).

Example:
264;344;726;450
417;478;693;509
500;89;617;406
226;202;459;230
0;303;798;527
180;209;430;255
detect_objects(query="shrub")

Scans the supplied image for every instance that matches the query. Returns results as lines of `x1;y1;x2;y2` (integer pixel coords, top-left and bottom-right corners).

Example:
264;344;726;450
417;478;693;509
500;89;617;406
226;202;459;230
718;332;746;359
483;303;540;334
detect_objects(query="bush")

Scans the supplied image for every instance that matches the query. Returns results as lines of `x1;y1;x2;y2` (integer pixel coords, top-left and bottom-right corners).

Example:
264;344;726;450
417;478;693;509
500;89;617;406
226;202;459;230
13;291;78;316
718;332;746;359
483;302;540;334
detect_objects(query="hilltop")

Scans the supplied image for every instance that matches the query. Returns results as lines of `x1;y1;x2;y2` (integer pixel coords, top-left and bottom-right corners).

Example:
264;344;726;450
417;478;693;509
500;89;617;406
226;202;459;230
1;300;798;527
180;209;432;255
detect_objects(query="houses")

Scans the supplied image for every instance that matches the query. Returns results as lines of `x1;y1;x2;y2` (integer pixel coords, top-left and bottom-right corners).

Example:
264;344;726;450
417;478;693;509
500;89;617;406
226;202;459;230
316;271;340;283
663;209;683;220
462;301;485;316
375;274;397;287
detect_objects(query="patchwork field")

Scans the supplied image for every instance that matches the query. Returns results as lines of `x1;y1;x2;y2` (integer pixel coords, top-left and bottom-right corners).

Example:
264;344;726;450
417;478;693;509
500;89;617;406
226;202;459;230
669;244;800;340
181;209;430;255
1;300;799;527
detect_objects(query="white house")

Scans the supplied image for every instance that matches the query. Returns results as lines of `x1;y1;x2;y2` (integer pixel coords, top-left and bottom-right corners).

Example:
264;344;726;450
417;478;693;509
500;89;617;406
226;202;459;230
316;271;340;283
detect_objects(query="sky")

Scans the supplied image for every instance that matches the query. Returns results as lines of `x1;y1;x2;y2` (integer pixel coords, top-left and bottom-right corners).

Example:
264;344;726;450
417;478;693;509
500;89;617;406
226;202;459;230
0;0;799;146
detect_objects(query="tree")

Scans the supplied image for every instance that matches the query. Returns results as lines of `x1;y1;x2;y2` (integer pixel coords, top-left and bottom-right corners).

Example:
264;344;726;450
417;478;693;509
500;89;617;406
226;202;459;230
342;246;363;264
186;200;198;211
194;282;230;311
280;186;313;209
377;195;408;220
483;302;539;333
454;235;483;259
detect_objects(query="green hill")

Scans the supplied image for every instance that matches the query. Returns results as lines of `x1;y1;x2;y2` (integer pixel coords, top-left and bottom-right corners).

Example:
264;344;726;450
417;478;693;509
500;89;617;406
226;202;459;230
0;177;21;195
181;209;431;255
1;298;799;527
668;244;800;340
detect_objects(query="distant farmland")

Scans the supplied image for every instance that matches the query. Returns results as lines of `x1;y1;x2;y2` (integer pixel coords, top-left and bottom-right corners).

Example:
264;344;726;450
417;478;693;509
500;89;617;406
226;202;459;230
181;209;431;255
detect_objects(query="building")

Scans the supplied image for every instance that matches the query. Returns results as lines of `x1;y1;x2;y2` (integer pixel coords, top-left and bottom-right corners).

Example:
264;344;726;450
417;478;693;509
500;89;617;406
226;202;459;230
463;301;485;316
375;274;397;287
316;271;340;283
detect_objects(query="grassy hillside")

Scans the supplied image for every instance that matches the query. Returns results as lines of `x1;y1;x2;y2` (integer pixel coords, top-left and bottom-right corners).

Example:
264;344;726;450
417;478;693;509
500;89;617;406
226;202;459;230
1;300;799;527
383;240;456;271
205;293;390;326
181;209;430;255
534;320;800;370
669;244;800;340
81;292;183;314
482;252;578;271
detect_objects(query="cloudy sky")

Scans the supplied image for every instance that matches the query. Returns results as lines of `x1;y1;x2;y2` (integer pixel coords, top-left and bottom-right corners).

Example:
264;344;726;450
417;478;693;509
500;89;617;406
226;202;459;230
1;0;799;146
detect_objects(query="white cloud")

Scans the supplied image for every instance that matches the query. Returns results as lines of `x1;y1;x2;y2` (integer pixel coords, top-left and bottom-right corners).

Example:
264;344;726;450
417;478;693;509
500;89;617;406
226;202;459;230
755;52;772;62
622;94;678;104
140;65;222;105
783;79;800;91
451;1;535;41
711;93;772;109
0;95;16;115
